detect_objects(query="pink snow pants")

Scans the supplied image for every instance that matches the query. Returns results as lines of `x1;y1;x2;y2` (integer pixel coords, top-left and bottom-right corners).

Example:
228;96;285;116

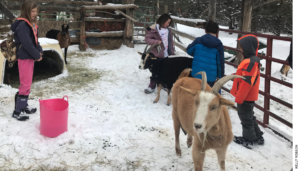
18;59;34;96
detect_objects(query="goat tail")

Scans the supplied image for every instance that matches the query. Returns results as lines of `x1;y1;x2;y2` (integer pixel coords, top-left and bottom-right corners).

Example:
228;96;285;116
178;68;192;80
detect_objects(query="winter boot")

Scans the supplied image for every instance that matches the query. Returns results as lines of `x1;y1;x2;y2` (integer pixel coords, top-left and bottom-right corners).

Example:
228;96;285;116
12;95;29;121
14;91;18;110
144;79;156;94
15;92;37;114
233;136;254;149
254;136;264;145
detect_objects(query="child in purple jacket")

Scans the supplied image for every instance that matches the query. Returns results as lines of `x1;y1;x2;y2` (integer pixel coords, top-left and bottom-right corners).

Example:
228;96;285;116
144;14;175;94
10;1;43;121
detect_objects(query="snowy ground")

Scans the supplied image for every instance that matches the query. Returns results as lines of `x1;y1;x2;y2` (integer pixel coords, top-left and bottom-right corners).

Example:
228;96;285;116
0;45;293;170
0;26;293;170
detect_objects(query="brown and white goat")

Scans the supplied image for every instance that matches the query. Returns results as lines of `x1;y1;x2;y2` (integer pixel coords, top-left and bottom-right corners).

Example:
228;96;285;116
172;69;244;171
46;24;70;64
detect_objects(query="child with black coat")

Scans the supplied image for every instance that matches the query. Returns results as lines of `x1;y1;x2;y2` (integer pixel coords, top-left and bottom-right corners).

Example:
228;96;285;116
10;0;43;121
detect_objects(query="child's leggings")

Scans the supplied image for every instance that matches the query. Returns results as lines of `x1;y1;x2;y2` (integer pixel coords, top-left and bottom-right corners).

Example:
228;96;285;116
18;59;34;96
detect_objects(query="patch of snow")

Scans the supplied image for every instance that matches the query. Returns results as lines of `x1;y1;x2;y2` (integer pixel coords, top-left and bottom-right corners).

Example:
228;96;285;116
171;15;206;23
39;38;59;45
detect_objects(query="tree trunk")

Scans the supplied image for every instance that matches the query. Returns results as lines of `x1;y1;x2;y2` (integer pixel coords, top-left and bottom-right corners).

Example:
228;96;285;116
235;0;252;65
164;5;168;14
208;0;216;21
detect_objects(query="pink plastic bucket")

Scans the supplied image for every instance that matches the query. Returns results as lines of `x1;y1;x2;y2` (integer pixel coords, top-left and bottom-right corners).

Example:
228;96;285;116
39;95;69;137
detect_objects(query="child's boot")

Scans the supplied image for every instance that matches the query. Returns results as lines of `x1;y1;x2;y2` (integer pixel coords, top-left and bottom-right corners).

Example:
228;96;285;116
12;95;29;121
15;92;36;114
233;136;254;149
144;79;156;94
25;94;37;114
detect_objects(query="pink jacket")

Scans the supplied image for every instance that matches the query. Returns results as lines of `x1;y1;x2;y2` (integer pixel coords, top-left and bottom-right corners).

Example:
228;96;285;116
145;24;175;58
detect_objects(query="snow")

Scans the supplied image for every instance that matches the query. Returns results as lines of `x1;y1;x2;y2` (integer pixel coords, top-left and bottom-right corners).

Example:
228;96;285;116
0;25;293;170
39;38;59;45
87;17;125;20
171;15;206;23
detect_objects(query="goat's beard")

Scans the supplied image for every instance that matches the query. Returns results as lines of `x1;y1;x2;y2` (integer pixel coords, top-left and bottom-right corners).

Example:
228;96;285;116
196;131;208;152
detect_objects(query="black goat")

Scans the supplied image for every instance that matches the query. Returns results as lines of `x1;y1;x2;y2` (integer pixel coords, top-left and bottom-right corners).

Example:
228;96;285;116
138;45;193;105
46;24;70;64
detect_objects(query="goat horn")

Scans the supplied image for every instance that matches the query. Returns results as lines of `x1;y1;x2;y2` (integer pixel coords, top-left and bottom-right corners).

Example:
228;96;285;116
146;44;158;54
211;75;245;95
195;71;207;91
144;44;149;53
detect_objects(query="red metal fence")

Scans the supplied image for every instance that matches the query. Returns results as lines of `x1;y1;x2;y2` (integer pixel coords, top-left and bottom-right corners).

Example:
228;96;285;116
217;29;292;139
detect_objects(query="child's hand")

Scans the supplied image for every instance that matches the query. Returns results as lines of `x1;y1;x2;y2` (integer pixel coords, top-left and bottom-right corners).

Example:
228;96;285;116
36;57;42;62
158;41;162;45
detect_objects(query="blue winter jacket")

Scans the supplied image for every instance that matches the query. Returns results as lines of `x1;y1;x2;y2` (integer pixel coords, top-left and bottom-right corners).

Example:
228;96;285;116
186;34;224;82
11;18;43;60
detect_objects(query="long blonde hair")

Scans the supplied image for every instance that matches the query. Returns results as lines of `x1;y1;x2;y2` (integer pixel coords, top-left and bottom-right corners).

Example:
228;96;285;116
17;1;38;24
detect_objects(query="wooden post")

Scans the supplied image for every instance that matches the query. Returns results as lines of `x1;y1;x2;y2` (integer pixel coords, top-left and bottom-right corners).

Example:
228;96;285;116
164;5;168;14
0;2;16;21
123;0;134;48
208;0;216;21
79;8;86;51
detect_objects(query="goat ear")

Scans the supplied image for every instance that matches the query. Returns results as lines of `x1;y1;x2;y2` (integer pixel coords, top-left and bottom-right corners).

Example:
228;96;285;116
219;96;235;106
180;86;198;96
138;52;142;55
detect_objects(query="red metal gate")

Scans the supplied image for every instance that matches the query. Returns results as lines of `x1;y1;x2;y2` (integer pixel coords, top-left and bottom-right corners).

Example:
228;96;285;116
217;29;293;140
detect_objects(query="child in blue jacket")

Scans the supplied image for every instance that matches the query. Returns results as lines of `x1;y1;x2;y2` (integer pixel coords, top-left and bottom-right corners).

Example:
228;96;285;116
186;20;224;92
10;1;43;121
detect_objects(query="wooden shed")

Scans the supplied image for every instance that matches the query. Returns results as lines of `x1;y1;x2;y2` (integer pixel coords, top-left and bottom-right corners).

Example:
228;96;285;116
0;1;138;51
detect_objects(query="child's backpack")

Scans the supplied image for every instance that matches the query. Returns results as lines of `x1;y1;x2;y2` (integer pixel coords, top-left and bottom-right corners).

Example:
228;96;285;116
0;33;17;68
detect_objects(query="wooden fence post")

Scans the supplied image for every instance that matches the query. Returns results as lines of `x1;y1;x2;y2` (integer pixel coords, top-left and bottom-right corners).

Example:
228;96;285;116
79;7;86;51
123;0;135;48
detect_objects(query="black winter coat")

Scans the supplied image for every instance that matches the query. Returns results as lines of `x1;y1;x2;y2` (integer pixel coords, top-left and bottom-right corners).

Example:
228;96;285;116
11;18;43;60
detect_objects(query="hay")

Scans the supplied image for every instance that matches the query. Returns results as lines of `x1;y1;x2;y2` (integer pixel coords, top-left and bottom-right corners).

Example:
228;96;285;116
31;51;103;99
38;20;66;37
88;37;123;50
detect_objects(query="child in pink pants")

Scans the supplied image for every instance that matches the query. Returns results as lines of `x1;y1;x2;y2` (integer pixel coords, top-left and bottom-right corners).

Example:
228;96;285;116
10;1;43;121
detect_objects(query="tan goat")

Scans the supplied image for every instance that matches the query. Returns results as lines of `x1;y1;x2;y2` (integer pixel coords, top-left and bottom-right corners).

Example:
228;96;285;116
172;69;244;171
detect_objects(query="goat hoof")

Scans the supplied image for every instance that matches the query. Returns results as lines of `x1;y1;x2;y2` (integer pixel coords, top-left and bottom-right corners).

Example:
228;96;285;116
187;143;192;148
153;100;158;103
176;149;182;157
